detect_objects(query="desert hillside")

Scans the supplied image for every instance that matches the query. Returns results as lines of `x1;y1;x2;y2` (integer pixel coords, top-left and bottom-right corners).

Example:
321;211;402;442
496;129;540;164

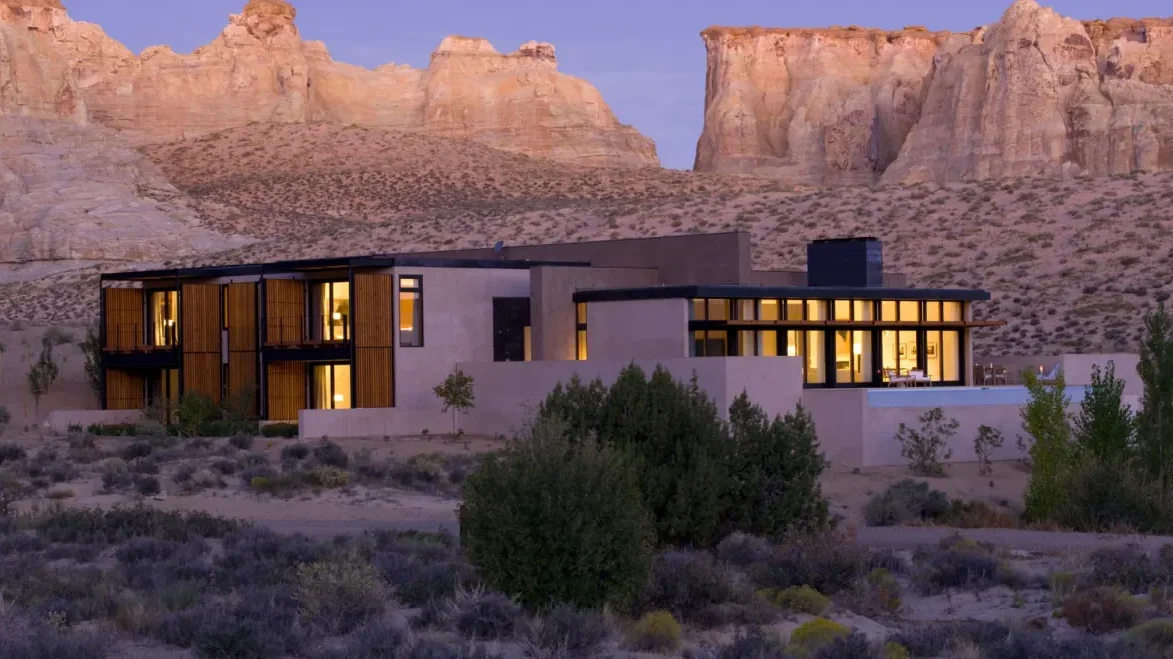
0;0;655;167
2;122;1171;358
698;0;1173;184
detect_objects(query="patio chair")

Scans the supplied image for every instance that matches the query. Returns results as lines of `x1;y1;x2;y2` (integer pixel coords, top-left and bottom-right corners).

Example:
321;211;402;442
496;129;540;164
994;365;1009;385
909;369;932;387
883;368;910;387
981;364;995;385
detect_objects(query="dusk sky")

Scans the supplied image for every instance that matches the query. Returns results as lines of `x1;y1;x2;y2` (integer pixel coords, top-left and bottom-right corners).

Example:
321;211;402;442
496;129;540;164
67;0;1170;169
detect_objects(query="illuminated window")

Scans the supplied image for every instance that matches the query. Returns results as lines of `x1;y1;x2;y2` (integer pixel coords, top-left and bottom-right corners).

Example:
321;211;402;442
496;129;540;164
311;281;350;342
926;330;961;382
805;331;825;384
759;299;781;321
312;364;351;410
737;300;756;321
691;330;728;357
148;290;178;347
943;301;963;322
881;330;920;378
690;299;705;320
707;299;729;321
853;300;874;321
835;330;873;384
834;300;851;320
925;301;942;322
899;301;921;322
576;303;588;360
399;276;423;347
806;300;826;321
785;299;805;321
881;300;897;321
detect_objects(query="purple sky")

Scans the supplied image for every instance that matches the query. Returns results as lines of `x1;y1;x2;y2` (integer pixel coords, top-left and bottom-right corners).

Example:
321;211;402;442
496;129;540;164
66;0;1169;170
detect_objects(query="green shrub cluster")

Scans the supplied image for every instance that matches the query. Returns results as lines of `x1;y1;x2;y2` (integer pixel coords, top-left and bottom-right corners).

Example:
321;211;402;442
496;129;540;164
260;423;299;438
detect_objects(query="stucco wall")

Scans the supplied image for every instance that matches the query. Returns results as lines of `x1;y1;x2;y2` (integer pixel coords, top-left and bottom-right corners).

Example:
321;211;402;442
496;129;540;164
1060;353;1141;396
530;266;657;361
586;299;689;362
0;325;96;434
391;267;529;410
801;390;867;468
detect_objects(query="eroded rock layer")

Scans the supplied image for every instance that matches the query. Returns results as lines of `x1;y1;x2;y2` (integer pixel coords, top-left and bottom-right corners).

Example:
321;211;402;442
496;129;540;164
696;0;1173;183
0;0;657;167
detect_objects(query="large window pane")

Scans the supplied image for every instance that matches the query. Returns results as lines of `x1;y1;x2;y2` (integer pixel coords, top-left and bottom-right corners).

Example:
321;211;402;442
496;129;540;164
313;364;351;410
942;331;960;382
399;276;423;347
853;300;874;322
786;330;805;358
881;300;897;321
854;331;873;383
759;299;780;321
834;330;852;384
149;290;178;347
834;300;851;321
807;300;826;321
738;331;756;356
943;301;963;322
576;303;587;324
737;300;756;321
329;282;349;341
577;330;588;360
786;300;805;321
899;301;921;322
806;331;825;384
898;330;919;374
707;299;729;321
333;365;351;409
926;330;943;382
705;331;728;357
926;301;942;322
690;299;705;321
881;330;898;382
759;330;778;357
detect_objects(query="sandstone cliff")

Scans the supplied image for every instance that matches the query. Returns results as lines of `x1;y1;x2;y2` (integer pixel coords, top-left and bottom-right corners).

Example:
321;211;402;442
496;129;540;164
0;0;657;167
697;0;1173;183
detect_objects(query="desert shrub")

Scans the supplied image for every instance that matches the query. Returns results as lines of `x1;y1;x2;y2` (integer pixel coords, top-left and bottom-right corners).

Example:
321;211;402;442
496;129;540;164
0;443;27;464
726;395;830;539
1127;619;1173;651
262;422;299;438
1021;369;1072;522
175;587;305;659
765;585;830;615
626;611;681;652
129;457;159;475
1084;545;1172;593
1052;456;1173;533
526;605;610;659
895;408;957;477
217;527;329;589
1061;587;1144;633
210;459;237;476
134;475;161;496
889;621;1010;657
985;632;1113;659
881;642;910;659
454;588;523;640
229;434;254;450
1073;362;1134;461
911;536;1024;594
297;554;387;634
174;392;222;437
322;620;413;659
840;568;902;616
639;549;751;623
87;423;138;437
0;614;110;659
306;466;350;488
814;633;881;659
863;480;951;526
30;505;237;546
460;416;653;609
749;531;865;596
282;443;311;462
716;533;772;568
974;425;1005;475
790;618;850;656
101;465;133;492
367;530;474;607
698;629;790;659
313;440;350;468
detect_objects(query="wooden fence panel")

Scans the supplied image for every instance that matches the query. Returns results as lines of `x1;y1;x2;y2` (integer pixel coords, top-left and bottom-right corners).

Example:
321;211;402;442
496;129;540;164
105;369;144;410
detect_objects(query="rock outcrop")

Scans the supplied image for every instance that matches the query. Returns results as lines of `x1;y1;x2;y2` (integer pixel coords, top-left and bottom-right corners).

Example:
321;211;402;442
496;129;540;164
697;0;1173;183
0;117;250;275
0;0;657;167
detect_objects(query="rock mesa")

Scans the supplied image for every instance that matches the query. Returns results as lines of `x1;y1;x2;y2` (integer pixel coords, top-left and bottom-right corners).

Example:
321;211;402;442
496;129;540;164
0;0;657;167
696;0;1173;183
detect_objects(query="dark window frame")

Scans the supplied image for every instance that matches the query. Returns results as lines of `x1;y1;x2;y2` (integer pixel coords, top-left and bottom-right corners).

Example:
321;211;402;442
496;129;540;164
575;302;588;361
399;275;424;348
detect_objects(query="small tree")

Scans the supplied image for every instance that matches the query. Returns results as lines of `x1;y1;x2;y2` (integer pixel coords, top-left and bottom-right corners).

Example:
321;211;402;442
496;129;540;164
27;340;61;417
1021;368;1072;522
895;407;958;477
1073;362;1134;462
81;324;102;402
973;425;1005;476
1137;302;1173;492
434;369;475;435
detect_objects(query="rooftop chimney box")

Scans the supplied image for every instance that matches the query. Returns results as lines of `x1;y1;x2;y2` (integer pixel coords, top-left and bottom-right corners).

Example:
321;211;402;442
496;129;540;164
807;237;883;288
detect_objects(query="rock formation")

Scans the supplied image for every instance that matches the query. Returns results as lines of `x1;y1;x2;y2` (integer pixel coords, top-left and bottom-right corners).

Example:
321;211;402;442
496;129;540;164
0;117;250;276
697;0;1173;183
0;0;657;167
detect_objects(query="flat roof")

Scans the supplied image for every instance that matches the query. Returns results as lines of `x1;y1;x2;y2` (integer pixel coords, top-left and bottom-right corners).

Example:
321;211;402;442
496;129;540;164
573;285;991;303
100;255;591;282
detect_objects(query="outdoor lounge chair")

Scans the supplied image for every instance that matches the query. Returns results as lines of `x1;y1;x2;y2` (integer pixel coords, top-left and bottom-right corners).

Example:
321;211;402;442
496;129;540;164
883;368;911;387
909;369;933;387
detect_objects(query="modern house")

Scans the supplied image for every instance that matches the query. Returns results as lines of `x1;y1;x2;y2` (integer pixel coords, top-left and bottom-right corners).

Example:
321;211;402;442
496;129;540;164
90;231;1142;468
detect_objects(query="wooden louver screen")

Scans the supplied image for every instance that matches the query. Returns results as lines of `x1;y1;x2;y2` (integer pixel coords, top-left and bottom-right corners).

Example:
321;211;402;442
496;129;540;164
226;282;258;413
182;283;222;402
103;288;143;350
265;279;305;346
353;273;393;408
105;369;144;410
266;361;305;422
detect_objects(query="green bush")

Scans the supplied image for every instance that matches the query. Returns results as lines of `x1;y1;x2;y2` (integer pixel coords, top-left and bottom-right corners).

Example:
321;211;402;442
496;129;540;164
1021;369;1072;522
881;642;910;659
1137;302;1173;491
1052;456;1173;533
306;467;349;489
1127;619;1173;652
726;395;829;538
895;408;958;477
767;585;830;615
261;423;299;439
1061;586;1143;633
459;416;653;609
789;618;850;656
174;393;221;437
625;611;680;652
296;555;386;634
863;480;951;527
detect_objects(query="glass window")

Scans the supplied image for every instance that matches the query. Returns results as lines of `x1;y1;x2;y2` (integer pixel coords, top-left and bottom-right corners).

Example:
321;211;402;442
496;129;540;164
853;300;874;322
523;326;532;362
148;290;178;347
899;301;920;322
577;330;588;361
737;300;756;321
759;330;779;357
707;299;729;321
898;330;919;373
690;299;705;321
691;330;704;357
881;330;919;379
835;330;873;384
834;300;851;321
942;330;960;381
311;281;350;342
943;301;963;322
786;299;805;321
312;364;351;410
835;330;853;383
881;300;897;321
738;331;756;356
805;331;825;384
881;330;898;382
399;276;423;347
576;303;587;325
806;300;826;321
926;301;942;322
759;299;780;321
692;330;727;357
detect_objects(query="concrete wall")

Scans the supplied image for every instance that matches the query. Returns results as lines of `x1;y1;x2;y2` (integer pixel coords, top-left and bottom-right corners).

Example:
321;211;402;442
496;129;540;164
530;266;658;361
391;267;529;410
586;299;689;362
1060;353;1142;395
0;325;96;434
300;357;805;439
801;390;867;468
